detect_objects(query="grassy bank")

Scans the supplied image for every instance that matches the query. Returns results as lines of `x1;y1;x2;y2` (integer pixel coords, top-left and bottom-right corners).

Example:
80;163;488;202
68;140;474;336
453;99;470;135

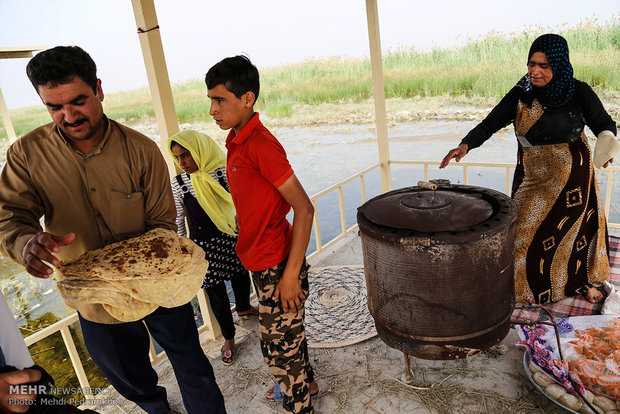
2;17;619;138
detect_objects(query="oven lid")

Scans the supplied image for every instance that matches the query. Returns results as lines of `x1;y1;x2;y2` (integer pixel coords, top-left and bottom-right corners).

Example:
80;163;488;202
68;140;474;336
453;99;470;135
358;186;495;233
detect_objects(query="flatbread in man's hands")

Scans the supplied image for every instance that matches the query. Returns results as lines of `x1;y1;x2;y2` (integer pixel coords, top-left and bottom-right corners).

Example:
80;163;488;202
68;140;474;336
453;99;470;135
56;227;206;280
55;228;207;322
57;278;158;322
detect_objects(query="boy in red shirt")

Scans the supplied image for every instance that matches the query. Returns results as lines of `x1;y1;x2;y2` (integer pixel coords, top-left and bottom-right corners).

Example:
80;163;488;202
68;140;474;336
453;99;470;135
205;55;318;414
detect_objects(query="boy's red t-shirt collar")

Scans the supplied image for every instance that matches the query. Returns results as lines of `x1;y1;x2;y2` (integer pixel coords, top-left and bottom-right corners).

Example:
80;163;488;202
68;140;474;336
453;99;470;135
226;112;260;147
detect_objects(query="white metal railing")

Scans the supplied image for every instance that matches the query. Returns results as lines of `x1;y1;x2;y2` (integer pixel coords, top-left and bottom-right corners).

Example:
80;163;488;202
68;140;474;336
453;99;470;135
20;289;220;396
307;163;380;260
22;313;94;400
391;160;516;195
21;160;620;395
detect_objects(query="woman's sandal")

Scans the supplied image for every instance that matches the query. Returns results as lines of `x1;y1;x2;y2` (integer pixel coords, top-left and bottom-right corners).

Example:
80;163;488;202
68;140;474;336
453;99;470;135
237;306;259;319
221;348;234;366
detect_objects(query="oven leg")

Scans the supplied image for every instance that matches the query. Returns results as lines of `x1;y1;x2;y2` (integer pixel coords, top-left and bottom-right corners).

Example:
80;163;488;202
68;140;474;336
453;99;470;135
403;352;412;383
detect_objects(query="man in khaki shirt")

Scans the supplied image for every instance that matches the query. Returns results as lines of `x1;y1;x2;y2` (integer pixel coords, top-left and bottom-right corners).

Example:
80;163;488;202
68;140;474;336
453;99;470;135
0;46;225;414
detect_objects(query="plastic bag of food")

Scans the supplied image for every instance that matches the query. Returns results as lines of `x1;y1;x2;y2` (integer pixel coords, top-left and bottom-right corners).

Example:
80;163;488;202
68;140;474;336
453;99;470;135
517;321;585;393
564;318;620;400
602;281;620;315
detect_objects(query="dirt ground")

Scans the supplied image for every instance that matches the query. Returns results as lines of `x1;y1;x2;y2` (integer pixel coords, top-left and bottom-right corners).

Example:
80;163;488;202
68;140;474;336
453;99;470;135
207;320;562;414
89;312;564;414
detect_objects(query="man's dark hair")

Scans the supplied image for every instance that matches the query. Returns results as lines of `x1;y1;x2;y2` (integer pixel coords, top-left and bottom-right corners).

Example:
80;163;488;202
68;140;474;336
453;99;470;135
205;55;260;102
26;46;98;93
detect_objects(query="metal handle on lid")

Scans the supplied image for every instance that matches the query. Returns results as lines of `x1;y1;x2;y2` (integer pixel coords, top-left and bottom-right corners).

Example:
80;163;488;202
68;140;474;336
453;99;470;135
417;181;437;190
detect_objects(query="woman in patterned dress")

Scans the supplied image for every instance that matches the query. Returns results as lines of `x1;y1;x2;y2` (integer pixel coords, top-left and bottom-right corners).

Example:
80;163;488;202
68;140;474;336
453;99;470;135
168;130;258;365
440;34;620;304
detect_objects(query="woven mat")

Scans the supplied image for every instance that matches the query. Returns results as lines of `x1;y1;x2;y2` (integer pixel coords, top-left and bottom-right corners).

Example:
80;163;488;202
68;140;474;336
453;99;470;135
512;235;620;321
305;265;377;348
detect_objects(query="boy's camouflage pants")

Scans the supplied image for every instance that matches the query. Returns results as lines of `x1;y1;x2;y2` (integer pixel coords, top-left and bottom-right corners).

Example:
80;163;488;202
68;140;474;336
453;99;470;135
252;259;315;414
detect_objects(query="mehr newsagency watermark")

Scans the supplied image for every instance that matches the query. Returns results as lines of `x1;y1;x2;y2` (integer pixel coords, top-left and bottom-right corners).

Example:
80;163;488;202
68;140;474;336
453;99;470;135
9;385;124;407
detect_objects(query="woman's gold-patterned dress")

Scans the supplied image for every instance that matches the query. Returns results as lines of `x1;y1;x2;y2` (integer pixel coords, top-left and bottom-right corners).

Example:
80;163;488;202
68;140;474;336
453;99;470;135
511;99;609;303
461;79;614;304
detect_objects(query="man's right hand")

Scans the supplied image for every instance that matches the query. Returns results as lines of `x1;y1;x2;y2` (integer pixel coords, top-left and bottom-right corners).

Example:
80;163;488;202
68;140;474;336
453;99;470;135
22;232;75;278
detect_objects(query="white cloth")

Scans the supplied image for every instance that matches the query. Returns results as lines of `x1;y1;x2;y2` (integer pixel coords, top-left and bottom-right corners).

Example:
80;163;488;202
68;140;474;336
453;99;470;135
0;292;33;369
601;281;620;315
593;130;620;169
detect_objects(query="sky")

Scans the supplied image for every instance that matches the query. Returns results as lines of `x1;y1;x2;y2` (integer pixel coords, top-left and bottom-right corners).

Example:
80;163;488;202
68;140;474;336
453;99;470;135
0;0;618;109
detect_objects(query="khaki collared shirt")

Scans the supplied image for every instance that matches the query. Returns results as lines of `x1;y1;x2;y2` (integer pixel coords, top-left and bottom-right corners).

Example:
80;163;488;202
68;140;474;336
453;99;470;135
0;118;176;323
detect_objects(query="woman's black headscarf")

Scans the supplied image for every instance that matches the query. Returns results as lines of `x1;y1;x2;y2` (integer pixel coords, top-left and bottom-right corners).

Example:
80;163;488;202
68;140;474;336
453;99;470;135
516;34;575;108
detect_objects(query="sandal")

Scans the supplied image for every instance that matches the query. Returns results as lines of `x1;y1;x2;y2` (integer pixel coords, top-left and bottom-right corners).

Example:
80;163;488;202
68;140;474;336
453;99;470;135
237;306;259;319
221;348;234;366
265;383;318;402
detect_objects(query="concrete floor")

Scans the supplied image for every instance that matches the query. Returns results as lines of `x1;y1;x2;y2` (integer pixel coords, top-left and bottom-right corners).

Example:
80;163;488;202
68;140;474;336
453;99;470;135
90;232;575;413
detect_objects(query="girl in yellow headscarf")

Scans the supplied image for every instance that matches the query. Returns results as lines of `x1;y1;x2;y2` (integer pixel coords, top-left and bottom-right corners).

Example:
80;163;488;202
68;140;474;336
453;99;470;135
169;130;257;365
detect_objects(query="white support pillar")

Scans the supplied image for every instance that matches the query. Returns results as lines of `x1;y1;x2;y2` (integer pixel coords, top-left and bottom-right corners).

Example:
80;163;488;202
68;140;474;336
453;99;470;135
0;47;46;144
365;0;391;193
131;0;179;177
0;87;17;143
132;0;220;341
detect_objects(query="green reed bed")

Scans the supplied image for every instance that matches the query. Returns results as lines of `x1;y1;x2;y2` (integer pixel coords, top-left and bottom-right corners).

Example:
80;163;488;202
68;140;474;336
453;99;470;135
2;18;618;139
